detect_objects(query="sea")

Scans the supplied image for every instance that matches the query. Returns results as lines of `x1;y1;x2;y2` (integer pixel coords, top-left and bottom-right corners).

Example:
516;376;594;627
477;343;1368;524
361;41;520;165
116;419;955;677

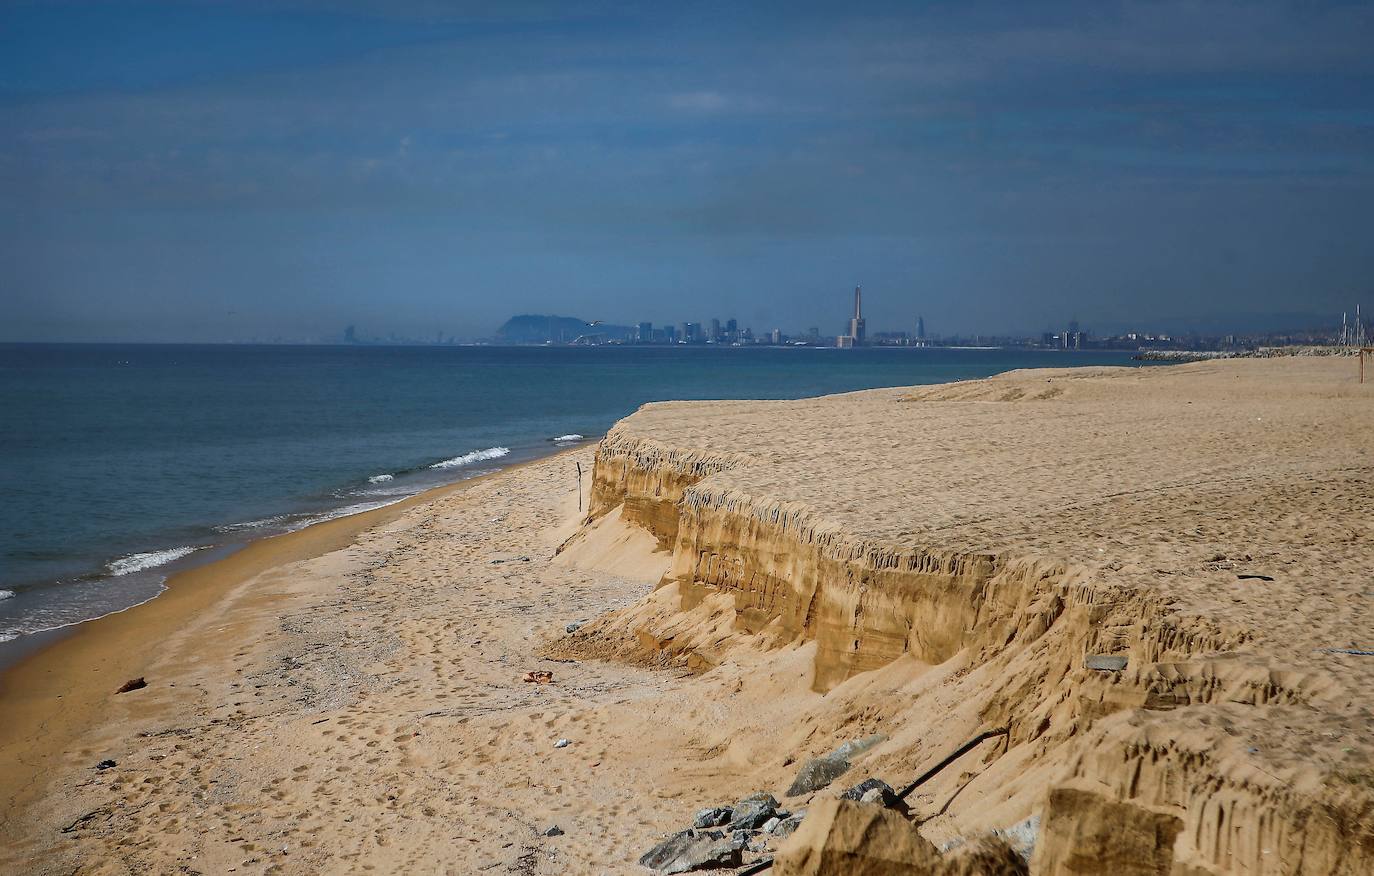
0;343;1142;658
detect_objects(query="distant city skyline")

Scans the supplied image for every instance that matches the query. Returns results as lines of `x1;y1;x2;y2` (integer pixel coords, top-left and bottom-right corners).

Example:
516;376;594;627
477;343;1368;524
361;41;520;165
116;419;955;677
4;2;1373;343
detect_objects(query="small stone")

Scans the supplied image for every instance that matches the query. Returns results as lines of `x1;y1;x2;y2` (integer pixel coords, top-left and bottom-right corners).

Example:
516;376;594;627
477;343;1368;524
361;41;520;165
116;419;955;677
761;816;781;834
95;759;117;771
728;791;778;830
1085;654;1128;672
542;825;564;837
554;738;571;748
841;778;905;812
116;677;147;694
565;621;584;634
692;806;733;829
772;811;806;839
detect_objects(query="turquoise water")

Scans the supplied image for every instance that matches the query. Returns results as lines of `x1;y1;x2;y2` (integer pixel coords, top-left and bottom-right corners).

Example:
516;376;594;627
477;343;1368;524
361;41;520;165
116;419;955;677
0;343;1141;648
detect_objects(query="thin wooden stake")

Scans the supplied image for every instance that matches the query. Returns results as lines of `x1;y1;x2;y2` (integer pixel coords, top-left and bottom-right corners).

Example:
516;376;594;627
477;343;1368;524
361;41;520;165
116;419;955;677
576;462;583;512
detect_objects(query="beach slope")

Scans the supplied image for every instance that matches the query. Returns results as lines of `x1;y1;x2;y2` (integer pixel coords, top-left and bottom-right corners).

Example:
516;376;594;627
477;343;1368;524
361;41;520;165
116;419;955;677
3;356;1371;875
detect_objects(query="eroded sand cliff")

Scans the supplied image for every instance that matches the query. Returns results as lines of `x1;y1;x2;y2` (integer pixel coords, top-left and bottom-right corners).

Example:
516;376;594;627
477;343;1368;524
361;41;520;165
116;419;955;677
558;358;1374;874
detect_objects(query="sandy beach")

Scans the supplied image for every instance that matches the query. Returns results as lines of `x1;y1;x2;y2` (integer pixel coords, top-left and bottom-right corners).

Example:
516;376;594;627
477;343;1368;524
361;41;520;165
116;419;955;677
3;356;1372;875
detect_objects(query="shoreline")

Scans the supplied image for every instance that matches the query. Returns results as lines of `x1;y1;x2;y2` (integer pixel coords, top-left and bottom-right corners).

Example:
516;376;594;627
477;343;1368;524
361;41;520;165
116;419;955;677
0;447;579;836
0;446;551;671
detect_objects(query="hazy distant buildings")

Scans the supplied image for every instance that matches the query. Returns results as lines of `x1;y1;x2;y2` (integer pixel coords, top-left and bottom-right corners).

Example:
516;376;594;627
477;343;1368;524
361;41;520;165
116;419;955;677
916;316;926;341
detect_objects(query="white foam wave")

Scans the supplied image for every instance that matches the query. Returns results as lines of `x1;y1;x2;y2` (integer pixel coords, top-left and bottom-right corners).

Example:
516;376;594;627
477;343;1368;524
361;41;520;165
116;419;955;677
0;631;16;643
0;589;14;601
214;515;288;533
552;434;585;443
289;498;403;530
430;446;510;469
368;473;395;483
106;546;203;577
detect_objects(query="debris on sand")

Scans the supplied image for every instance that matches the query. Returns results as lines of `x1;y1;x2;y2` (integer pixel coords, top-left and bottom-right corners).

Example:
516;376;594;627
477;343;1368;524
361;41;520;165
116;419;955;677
785;735;886;796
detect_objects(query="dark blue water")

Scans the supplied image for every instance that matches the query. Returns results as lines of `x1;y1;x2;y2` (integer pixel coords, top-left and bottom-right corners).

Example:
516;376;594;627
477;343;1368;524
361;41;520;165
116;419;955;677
0;343;1141;648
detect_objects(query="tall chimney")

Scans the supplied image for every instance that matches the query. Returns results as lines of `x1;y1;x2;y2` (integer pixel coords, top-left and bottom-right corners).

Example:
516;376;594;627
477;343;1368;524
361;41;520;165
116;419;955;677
854;285;862;320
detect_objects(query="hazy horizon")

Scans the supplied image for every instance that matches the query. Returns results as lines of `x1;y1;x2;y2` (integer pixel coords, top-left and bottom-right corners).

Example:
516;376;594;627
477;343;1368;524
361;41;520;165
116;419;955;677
4;1;1373;342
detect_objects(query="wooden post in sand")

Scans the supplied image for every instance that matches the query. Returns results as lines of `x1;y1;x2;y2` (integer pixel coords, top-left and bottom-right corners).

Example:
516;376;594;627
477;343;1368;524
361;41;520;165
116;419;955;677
1362;347;1373;383
576;462;583;512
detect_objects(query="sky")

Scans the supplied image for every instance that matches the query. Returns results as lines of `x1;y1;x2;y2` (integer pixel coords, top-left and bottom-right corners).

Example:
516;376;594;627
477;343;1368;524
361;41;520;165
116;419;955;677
2;0;1373;342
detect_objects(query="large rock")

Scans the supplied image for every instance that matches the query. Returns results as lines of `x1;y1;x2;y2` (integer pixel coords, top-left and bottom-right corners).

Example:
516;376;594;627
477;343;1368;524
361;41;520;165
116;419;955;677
728;791;779;830
1032;787;1183;875
785;734;887;796
637;829;746;874
774;799;1025;876
773;798;938;875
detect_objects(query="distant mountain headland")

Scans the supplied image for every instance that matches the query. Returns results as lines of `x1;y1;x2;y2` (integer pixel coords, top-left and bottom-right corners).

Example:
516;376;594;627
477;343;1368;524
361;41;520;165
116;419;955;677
496;314;636;345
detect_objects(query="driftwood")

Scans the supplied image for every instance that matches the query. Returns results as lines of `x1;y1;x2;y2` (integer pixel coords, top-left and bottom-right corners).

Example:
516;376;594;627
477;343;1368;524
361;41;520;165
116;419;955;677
897;726;1009;800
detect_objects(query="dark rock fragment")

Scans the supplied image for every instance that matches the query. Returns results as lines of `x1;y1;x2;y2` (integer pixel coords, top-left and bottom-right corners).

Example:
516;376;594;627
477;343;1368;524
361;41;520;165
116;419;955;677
728;792;779;830
637;829;745;874
692;806;733;829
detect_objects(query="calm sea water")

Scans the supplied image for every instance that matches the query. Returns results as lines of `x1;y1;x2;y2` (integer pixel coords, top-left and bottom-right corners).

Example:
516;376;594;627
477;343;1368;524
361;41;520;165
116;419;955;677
0;343;1141;650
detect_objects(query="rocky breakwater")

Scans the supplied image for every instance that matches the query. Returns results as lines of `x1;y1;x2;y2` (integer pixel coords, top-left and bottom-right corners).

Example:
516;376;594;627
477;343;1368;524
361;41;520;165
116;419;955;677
562;360;1374;874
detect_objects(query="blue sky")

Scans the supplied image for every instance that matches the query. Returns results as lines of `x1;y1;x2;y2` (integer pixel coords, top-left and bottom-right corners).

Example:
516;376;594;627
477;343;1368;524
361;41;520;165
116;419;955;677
3;0;1373;341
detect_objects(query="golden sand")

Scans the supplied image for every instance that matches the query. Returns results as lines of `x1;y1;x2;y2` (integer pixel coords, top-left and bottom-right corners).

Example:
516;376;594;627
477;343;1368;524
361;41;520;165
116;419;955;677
1;357;1370;875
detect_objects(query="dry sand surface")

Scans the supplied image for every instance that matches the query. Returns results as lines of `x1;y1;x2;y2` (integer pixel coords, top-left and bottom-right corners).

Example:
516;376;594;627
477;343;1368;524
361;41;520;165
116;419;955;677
1;356;1371;875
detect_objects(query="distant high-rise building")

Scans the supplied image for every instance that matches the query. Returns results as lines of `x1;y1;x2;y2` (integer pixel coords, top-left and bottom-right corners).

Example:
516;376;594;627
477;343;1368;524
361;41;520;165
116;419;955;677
848;286;866;346
682;322;702;343
916;316;926;340
709;319;721;342
637;321;653;343
663;324;678;343
726;318;738;334
770;328;782;345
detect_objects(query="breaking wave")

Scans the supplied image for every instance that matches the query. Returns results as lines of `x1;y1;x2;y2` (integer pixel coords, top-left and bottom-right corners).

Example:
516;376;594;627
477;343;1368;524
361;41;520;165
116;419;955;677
552;434;585;443
106;546;203;577
430;446;510;469
290;499;402;530
214;515;289;533
368;473;395;483
0;589;14;601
